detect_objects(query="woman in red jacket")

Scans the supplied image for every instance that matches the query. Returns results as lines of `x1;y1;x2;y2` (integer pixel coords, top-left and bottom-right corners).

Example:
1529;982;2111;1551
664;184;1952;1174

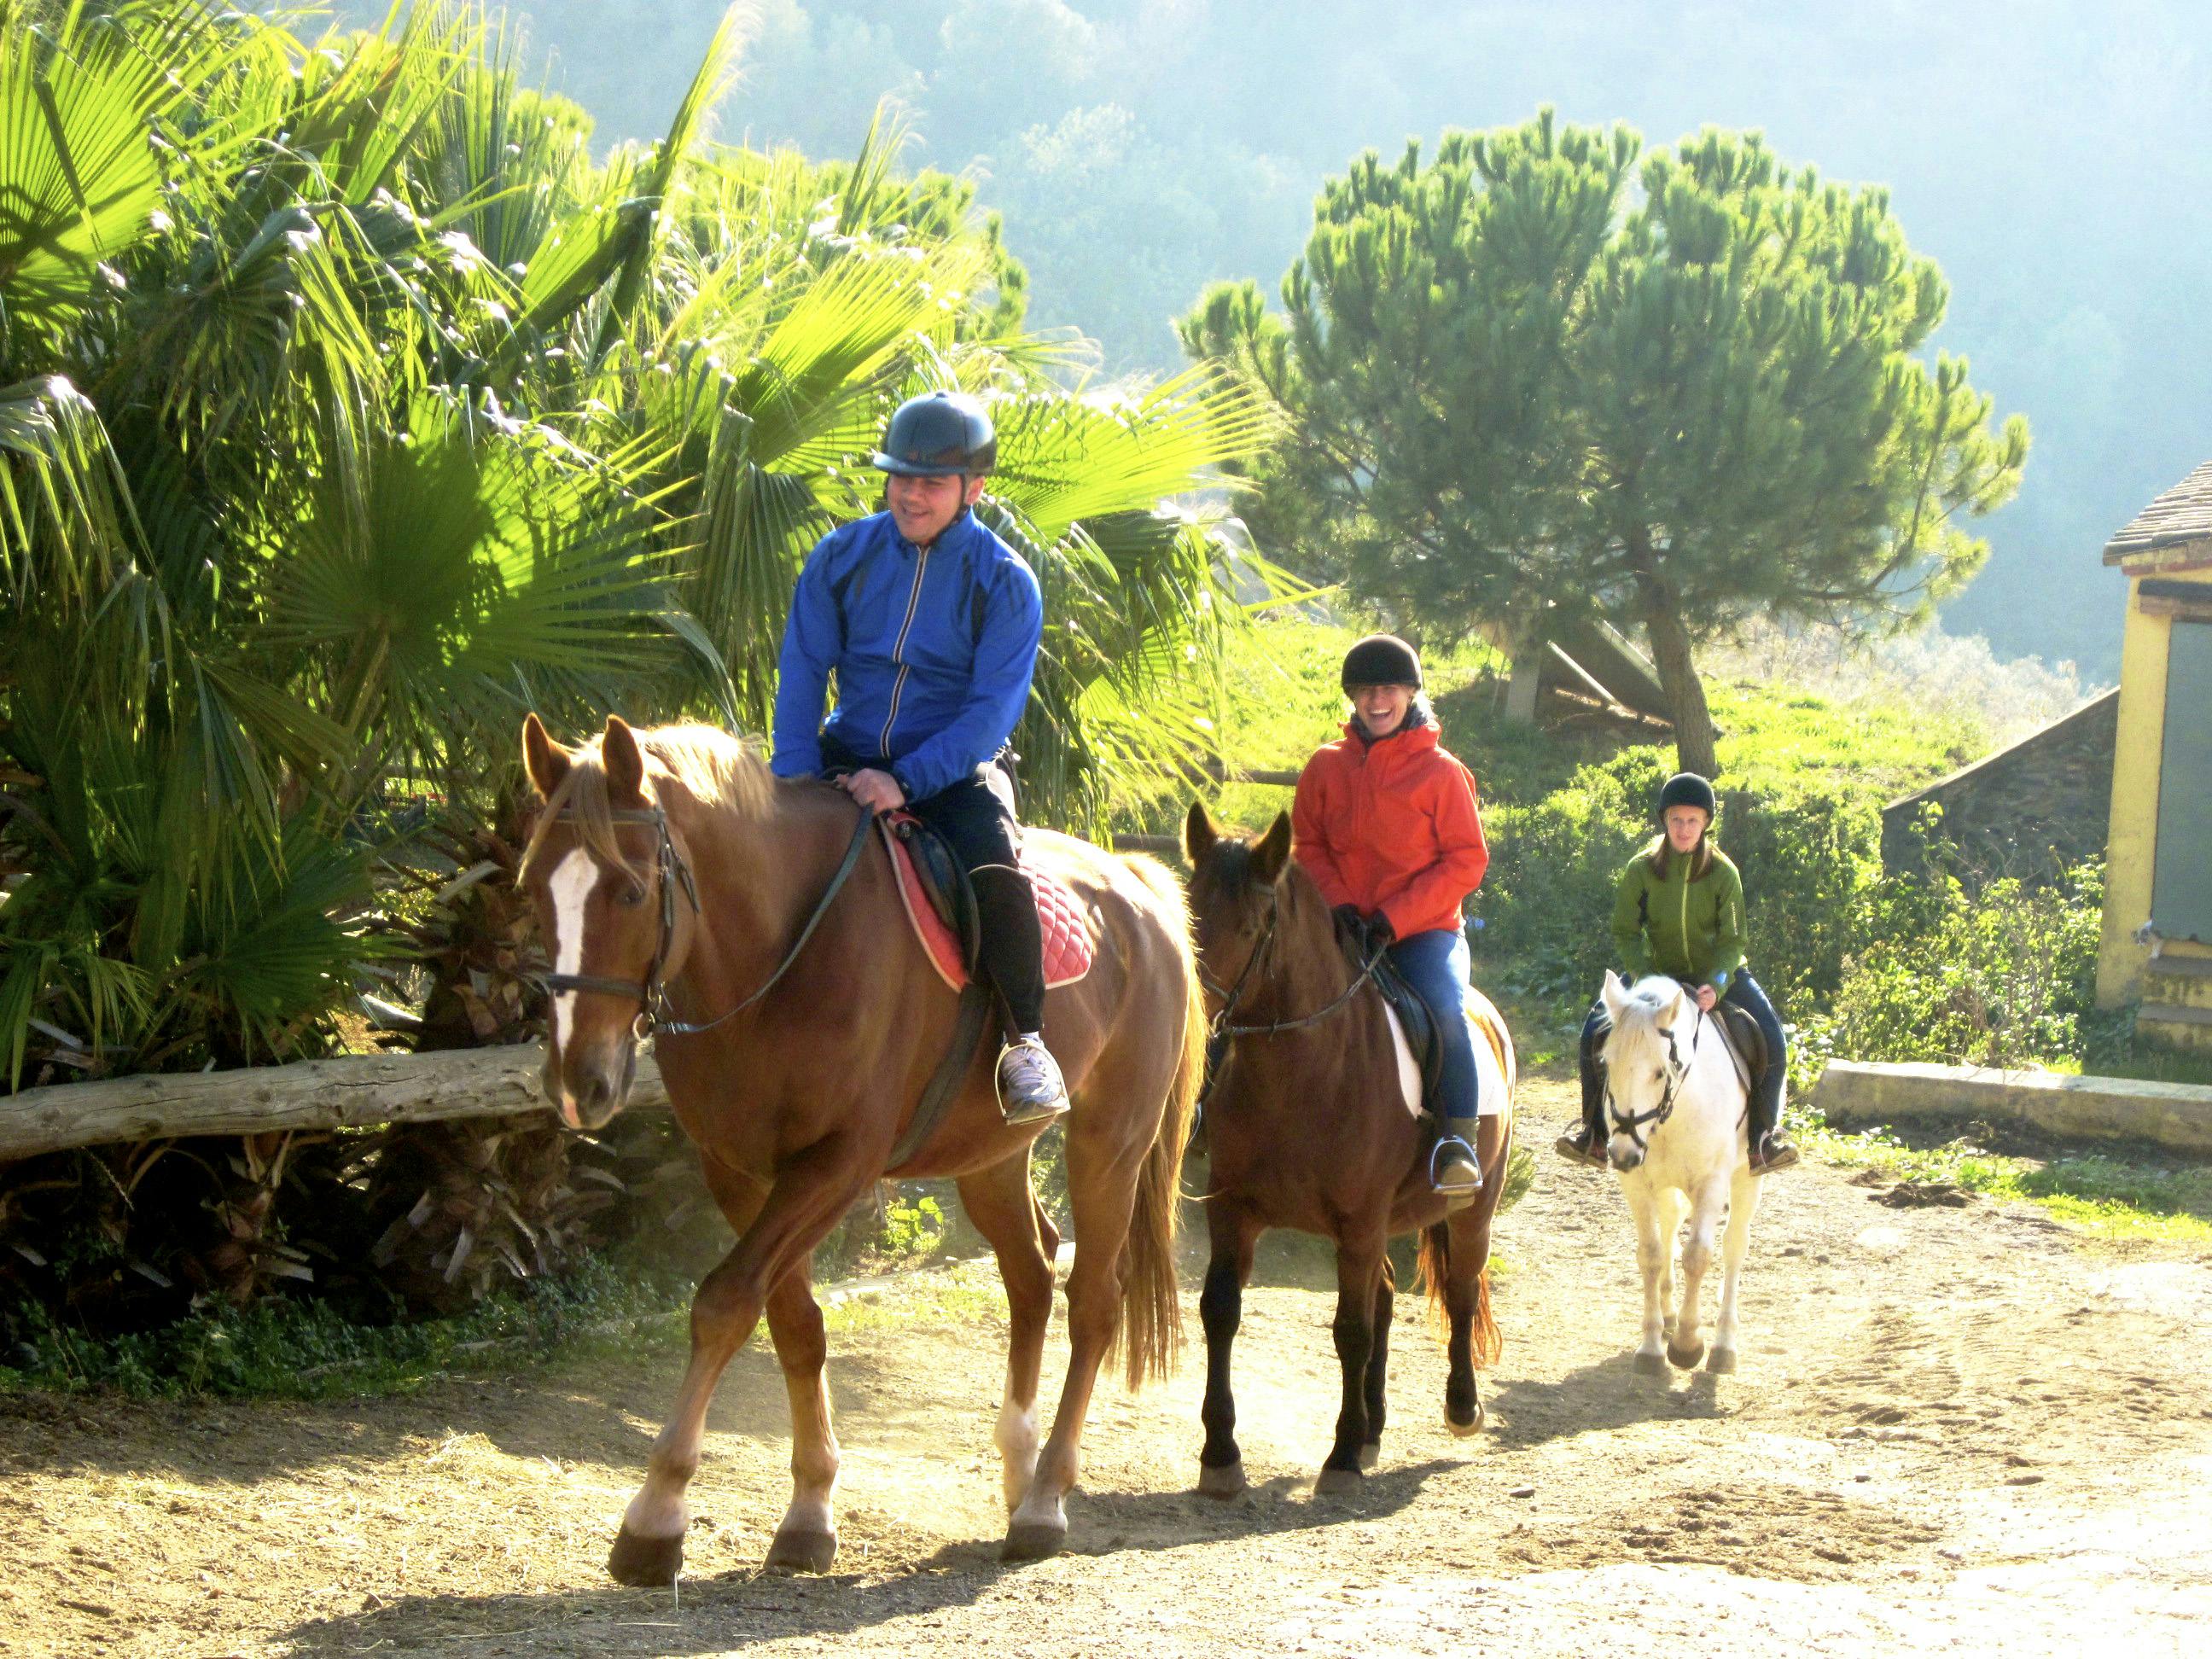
1292;635;1491;1196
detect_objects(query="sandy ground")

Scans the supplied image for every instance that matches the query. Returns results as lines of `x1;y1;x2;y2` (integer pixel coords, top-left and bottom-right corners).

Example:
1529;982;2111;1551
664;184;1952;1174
5;1076;2212;1658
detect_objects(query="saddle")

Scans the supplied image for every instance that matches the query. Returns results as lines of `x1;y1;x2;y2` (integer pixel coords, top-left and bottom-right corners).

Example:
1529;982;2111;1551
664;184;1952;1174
1713;1001;1767;1094
880;816;1093;992
1336;920;1447;1122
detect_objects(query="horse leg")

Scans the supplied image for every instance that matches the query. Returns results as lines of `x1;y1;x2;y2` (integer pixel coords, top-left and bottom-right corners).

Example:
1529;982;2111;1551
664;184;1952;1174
1360;1261;1394;1470
1708;1165;1761;1374
1315;1232;1384;1495
1197;1201;1259;1498
1441;1110;1509;1436
1004;1121;1148;1560
763;1260;841;1573
609;1144;872;1586
1623;1179;1670;1376
1668;1177;1730;1371
958;1155;1057;1515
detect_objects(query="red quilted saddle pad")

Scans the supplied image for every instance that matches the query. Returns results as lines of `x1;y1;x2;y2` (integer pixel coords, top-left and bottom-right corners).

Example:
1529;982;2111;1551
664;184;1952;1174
881;820;1094;992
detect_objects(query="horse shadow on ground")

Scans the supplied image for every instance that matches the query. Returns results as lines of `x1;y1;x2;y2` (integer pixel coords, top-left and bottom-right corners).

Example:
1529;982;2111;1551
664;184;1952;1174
1484;1350;1730;1450
276;1460;1453;1656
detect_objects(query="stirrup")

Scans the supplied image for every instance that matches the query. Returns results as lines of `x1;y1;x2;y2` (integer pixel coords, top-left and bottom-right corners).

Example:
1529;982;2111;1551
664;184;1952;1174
1555;1126;1609;1170
1748;1132;1800;1174
1429;1135;1482;1197
996;1037;1069;1126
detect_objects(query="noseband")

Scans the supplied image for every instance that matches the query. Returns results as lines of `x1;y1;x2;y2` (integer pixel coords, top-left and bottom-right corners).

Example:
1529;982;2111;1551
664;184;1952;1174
538;800;872;1039
1199;888;1387;1039
1604;1008;1704;1156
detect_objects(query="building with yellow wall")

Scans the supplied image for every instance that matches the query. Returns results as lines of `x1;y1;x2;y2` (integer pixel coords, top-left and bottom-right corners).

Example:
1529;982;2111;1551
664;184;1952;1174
2098;459;2212;1051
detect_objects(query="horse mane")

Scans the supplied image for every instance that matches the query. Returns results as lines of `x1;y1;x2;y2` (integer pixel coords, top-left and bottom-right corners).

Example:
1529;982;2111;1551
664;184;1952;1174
518;722;776;888
1605;975;1689;1068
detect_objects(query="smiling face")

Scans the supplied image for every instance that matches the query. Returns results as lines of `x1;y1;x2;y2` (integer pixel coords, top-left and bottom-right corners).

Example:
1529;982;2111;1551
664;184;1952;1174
1349;682;1414;739
885;471;986;546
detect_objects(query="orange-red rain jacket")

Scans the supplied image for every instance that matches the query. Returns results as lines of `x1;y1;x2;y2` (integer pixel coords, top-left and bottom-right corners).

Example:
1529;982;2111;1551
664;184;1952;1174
1292;720;1489;940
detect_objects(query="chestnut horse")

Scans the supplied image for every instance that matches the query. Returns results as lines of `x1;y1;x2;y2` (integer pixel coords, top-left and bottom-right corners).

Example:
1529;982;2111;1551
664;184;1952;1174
1183;806;1517;1494
517;714;1203;1578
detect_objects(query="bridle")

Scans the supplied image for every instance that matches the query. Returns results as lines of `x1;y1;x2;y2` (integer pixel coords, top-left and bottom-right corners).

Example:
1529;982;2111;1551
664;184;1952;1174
538;799;872;1039
1199;888;1387;1040
1604;1007;1705;1157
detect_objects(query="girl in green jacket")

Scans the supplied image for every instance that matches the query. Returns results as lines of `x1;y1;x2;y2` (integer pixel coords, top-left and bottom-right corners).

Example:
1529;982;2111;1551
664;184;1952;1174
1557;772;1799;1174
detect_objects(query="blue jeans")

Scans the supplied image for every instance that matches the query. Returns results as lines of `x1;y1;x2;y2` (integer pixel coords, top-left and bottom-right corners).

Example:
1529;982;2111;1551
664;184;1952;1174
1387;927;1479;1122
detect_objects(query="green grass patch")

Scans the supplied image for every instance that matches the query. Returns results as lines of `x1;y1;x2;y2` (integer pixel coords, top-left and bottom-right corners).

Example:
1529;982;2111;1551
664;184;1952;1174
1797;1116;2212;1244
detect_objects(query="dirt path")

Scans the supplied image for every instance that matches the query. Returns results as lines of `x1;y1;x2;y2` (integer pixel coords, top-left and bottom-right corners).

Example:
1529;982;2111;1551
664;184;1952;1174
6;1077;2212;1657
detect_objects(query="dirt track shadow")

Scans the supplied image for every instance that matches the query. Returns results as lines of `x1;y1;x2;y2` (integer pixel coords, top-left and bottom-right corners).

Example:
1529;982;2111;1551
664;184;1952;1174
1484;1350;1730;1449
276;1460;1453;1656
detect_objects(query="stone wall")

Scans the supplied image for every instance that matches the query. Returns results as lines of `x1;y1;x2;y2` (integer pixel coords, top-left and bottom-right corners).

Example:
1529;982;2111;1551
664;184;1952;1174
1882;689;2118;884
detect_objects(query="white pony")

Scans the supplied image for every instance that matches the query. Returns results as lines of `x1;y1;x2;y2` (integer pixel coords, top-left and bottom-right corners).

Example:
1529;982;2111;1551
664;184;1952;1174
1598;970;1763;1374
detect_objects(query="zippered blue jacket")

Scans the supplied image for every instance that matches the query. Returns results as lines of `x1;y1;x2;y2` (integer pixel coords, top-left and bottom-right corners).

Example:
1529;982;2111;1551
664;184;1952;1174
770;509;1044;803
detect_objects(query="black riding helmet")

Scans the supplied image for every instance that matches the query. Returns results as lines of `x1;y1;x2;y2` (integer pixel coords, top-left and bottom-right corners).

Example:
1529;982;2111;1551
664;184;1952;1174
872;390;997;477
1657;771;1717;823
1340;633;1423;691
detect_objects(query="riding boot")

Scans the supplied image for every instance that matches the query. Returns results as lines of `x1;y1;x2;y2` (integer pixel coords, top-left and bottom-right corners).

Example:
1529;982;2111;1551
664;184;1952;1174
1432;1117;1482;1205
1745;1073;1799;1174
1557;1010;1611;1169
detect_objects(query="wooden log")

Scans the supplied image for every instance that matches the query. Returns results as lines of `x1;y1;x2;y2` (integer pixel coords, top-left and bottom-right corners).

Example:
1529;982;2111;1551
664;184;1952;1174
0;1044;667;1162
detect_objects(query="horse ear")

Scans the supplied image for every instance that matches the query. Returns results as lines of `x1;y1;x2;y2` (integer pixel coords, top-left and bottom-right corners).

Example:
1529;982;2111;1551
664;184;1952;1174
1184;800;1219;866
602;715;647;805
1251;811;1294;886
522;713;570;800
1601;969;1628;1022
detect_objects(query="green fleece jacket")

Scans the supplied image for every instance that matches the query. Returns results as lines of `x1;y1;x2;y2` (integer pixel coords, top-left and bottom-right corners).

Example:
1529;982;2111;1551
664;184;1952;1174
1610;841;1748;994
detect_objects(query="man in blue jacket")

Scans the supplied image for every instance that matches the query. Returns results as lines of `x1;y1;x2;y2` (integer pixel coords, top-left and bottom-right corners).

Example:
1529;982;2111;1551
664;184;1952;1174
771;391;1068;1124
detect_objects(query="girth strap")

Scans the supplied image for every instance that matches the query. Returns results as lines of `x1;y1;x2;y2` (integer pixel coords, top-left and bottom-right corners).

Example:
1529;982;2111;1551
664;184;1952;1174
888;979;994;1168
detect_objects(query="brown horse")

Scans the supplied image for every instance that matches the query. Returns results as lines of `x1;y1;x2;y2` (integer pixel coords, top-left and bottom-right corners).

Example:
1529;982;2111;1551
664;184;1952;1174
1182;805;1517;1493
516;713;1203;1578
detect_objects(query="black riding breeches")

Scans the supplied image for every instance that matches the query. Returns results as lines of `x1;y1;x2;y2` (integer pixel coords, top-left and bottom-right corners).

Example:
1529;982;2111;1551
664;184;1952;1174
820;735;1045;1034
1580;971;1790;1140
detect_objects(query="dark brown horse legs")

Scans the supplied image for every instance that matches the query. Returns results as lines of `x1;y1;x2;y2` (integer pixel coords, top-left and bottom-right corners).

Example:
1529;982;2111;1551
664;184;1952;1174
958;1156;1058;1515
1196;1205;1258;1498
1359;1264;1394;1471
1316;1237;1385;1494
609;1144;874;1586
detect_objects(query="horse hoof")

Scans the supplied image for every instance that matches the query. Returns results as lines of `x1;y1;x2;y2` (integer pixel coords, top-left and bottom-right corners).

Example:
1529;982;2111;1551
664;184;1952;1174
1706;1347;1738;1375
1446;1404;1485;1439
1633;1350;1669;1377
1002;1518;1068;1561
1668;1340;1707;1371
608;1525;684;1586
1313;1465;1363;1497
1358;1441;1381;1471
1196;1460;1247;1499
765;1528;839;1574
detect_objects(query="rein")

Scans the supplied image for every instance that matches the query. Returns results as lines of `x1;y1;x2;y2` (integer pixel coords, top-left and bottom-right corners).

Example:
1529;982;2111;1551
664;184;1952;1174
1605;1006;1706;1155
539;799;873;1039
1200;890;1388;1039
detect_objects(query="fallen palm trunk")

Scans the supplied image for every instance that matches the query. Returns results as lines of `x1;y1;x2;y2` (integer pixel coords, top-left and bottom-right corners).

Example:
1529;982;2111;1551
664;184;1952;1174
0;1045;666;1162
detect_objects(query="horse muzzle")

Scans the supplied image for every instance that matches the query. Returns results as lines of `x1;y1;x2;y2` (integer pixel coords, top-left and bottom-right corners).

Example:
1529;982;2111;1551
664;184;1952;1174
1607;1134;1646;1173
546;1039;637;1132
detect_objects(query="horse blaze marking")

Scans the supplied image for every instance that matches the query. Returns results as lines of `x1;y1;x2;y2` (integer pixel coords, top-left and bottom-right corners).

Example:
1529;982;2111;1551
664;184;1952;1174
550;847;596;1051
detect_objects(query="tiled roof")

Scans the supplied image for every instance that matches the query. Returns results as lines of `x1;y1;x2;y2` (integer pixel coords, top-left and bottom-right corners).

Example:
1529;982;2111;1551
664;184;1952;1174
2104;459;2212;566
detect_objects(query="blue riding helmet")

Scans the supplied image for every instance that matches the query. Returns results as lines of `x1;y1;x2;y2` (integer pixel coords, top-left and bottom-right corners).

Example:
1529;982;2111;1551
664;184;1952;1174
872;391;997;478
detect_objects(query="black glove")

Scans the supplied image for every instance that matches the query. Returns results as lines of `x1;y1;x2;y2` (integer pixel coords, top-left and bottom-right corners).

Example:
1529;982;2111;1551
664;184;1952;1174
1331;904;1365;937
1365;911;1395;946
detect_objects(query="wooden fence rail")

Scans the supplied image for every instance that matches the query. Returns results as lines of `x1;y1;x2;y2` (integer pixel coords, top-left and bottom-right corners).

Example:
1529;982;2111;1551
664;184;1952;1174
0;1045;663;1163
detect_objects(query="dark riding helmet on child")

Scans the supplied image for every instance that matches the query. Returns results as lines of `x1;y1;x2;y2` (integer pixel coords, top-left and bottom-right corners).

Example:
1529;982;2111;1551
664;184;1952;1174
1656;771;1717;824
872;390;997;478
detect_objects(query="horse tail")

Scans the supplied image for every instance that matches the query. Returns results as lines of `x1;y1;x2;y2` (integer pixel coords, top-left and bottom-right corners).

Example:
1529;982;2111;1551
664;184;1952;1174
1414;1221;1502;1369
1416;1220;1451;1329
1114;857;1206;1390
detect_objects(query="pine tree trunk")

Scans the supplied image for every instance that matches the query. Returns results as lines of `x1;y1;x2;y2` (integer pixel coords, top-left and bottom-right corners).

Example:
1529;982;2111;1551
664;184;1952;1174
1631;550;1719;777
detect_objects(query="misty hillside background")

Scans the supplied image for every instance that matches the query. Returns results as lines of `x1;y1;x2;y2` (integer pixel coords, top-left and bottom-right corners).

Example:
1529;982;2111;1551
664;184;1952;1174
327;0;2212;682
